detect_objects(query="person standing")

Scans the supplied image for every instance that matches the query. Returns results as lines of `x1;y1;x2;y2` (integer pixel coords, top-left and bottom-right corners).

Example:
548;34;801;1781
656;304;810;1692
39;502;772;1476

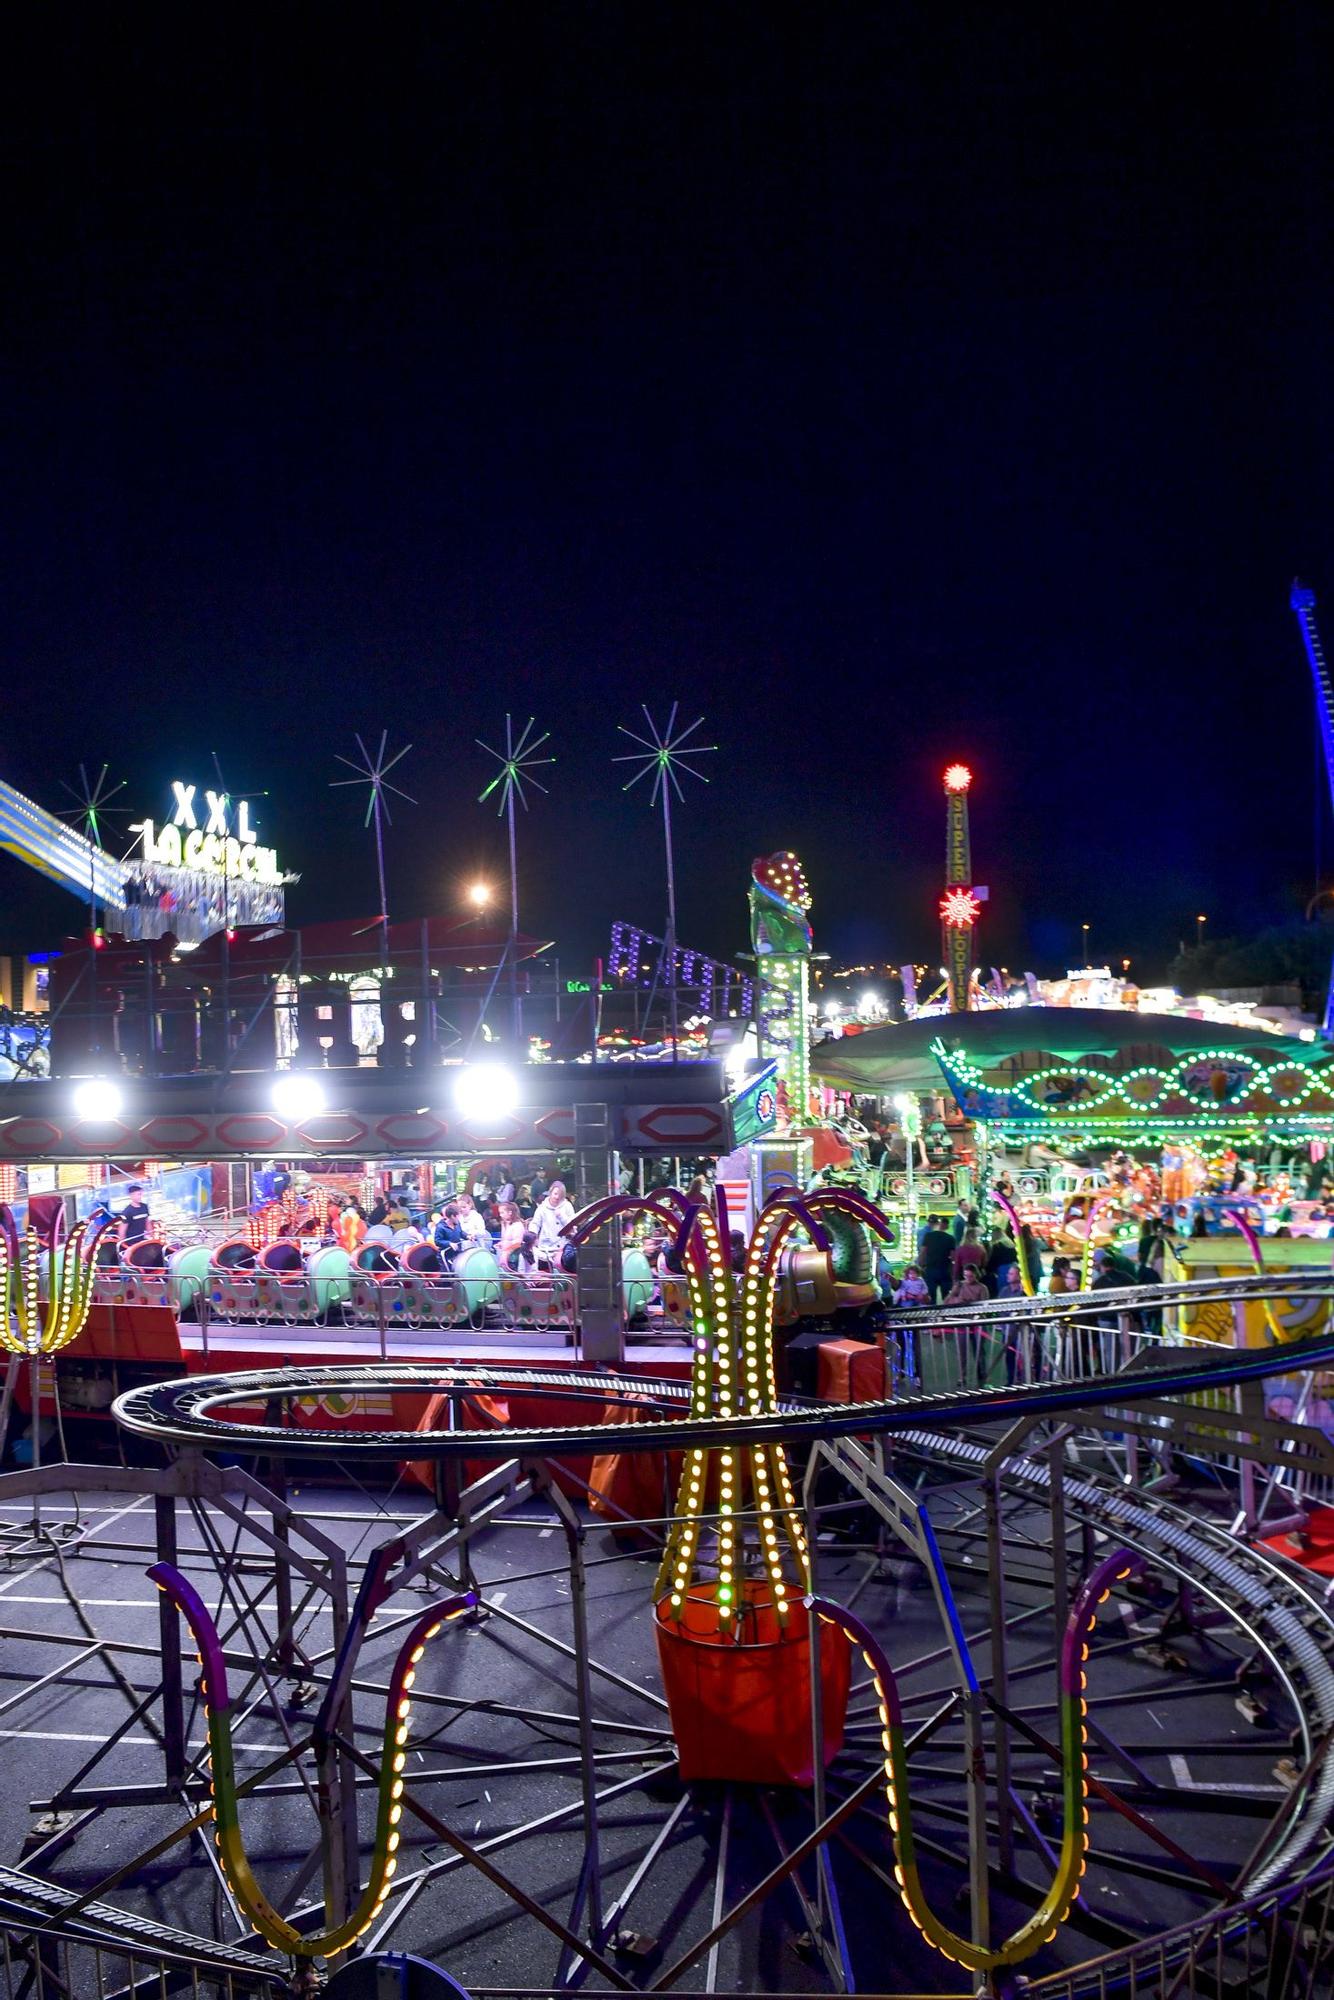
952;1225;986;1283
1047;1255;1076;1294
533;1178;575;1268
918;1214;955;1304
951;1197;972;1245
997;1261;1027;1382
894;1263;930;1306
1019;1222;1045;1295
118;1184;152;1244
984;1226;1018;1296
944;1265;990;1385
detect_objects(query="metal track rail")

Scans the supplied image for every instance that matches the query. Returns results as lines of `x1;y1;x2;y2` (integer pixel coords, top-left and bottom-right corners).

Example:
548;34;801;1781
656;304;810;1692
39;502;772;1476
113;1276;1334;1459
887;1426;1334;1893
0;1861;279;1985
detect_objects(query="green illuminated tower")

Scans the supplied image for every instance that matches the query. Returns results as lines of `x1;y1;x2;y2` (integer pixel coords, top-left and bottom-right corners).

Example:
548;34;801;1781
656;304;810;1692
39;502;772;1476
750;852;812;1130
940;764;980;1012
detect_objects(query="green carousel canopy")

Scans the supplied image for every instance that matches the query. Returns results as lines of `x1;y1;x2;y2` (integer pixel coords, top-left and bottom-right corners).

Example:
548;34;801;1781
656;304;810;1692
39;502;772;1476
810;1008;1334;1134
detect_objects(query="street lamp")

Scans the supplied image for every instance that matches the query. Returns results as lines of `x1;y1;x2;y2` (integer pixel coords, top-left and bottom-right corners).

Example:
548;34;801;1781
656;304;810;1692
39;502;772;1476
1196;913;1207;949
1081;922;1090;965
468;882;492;912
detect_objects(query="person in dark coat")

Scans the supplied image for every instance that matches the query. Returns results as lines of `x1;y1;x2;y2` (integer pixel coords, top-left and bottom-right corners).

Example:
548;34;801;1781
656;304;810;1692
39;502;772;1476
984;1226;1018;1297
918;1215;955;1303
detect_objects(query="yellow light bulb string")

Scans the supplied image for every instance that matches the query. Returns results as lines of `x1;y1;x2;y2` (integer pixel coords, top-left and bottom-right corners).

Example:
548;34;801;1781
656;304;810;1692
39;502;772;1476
150;1560;476;1959
810;1547;1143;1972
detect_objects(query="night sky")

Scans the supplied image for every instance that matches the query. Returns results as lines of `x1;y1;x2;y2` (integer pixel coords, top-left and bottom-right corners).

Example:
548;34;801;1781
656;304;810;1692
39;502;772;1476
3;8;1332;984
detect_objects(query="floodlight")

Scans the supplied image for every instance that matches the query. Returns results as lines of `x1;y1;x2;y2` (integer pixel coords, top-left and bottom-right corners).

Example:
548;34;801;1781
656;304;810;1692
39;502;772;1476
453;1063;520;1122
272;1075;327;1121
72;1080;124;1121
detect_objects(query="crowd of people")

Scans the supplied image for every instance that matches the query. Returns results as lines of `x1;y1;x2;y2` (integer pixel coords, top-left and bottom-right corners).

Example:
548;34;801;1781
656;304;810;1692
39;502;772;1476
880;1201;1181;1387
331;1170;577;1274
890;1198;1175;1309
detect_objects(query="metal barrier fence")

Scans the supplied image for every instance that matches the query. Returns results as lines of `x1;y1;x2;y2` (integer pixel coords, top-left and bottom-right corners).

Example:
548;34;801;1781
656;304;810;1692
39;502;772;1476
90;1264;582;1341
0;1937;277;1999
1028;1851;1334;2000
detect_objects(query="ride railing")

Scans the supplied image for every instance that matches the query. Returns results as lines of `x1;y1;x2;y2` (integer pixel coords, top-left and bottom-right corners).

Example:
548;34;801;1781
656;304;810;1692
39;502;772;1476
345;1268;578;1337
882;1270;1334;1401
88;1266;173;1312
0;1935;275;2000
1027;1848;1334;2000
89;1263;582;1339
884;1309;1212;1398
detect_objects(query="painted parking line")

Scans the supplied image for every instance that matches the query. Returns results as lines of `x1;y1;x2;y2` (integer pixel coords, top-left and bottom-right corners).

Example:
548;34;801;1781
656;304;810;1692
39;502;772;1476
1168;1752;1285;1797
0;1495;152;1597
0;1729;292;1755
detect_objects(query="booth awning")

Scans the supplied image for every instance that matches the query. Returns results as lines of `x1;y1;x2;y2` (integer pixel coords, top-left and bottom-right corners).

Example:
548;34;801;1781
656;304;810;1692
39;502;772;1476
810;1008;1334;1097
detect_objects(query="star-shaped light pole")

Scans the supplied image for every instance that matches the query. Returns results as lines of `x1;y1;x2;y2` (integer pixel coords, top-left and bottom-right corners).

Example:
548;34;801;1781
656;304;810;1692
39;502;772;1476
331;733;415;985
477;715;554;1040
614;704;716;1052
60;763;127;934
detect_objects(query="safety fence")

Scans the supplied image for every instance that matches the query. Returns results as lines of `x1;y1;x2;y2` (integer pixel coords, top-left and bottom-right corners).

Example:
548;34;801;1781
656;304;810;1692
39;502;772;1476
1028;1849;1334;2000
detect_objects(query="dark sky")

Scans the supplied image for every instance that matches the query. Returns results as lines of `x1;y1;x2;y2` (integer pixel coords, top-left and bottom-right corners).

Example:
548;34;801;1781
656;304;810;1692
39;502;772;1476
3;7;1332;982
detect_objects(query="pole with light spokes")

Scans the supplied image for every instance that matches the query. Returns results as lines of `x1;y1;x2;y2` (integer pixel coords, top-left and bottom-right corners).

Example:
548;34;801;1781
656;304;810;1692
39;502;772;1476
477;715;554;1044
60;763;127;937
614;704;716;1055
331;733;416;994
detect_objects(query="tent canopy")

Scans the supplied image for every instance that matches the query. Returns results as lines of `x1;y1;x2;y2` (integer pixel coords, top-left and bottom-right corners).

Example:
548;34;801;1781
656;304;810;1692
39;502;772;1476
809;1008;1333;1096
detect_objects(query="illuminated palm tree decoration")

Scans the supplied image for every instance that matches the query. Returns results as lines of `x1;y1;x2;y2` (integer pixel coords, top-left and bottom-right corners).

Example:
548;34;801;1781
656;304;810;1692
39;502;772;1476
0;1206;108;1360
331;733;415;984
60;763;127;933
614;705;716;1050
568;1182;893;1619
0;1204;110;1536
477;714;555;1039
569;1181;1140;1977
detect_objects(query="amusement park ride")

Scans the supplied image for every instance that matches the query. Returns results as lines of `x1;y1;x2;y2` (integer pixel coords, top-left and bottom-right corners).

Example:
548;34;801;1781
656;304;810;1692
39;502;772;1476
4;645;1334;1996
1292;579;1334;1031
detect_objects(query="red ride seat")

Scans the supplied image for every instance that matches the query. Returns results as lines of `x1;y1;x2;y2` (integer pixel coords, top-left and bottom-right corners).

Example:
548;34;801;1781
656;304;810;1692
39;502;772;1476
353;1243;400;1274
214;1239;257;1270
260;1241;303;1272
124;1238;167;1271
403;1244;445;1273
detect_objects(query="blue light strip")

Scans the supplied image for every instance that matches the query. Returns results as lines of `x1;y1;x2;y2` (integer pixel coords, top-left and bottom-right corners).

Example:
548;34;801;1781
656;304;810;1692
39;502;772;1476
0;780;124;910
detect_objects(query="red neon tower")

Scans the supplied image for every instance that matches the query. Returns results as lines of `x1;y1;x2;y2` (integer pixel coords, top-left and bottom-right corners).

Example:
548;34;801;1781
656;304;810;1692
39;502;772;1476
940;764;979;1011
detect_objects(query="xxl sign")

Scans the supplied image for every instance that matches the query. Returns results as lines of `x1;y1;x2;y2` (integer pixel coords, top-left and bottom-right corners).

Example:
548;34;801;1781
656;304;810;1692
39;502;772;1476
131;782;283;885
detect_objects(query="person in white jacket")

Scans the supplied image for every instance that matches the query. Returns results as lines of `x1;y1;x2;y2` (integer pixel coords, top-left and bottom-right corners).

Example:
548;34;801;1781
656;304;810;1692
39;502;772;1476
533;1180;575;1268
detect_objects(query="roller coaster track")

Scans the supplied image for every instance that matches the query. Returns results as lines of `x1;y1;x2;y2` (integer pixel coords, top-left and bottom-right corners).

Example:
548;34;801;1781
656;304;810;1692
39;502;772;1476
112;1270;1334;1460
0;1859;280;1988
882;1429;1334;1897
2;1272;1327;1992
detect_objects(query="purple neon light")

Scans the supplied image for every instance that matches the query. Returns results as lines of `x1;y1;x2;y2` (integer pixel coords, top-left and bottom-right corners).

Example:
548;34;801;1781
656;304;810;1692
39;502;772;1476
148;1563;231;1711
807;1593;903;1728
803;1185;897;1242
1060;1549;1145;1697
1224;1205;1266;1271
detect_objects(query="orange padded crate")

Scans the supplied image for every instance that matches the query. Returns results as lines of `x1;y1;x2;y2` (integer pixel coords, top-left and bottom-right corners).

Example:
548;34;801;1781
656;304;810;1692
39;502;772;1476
817;1337;885;1404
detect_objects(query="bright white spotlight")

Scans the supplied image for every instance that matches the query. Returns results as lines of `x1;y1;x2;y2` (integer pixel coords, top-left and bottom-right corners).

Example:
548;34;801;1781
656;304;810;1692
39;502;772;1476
453;1063;520;1123
73;1079;123;1121
272;1075;327;1121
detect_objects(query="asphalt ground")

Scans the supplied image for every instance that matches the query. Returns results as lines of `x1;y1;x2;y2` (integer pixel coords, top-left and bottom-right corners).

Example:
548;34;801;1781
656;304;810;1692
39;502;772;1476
0;1459;1303;1996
